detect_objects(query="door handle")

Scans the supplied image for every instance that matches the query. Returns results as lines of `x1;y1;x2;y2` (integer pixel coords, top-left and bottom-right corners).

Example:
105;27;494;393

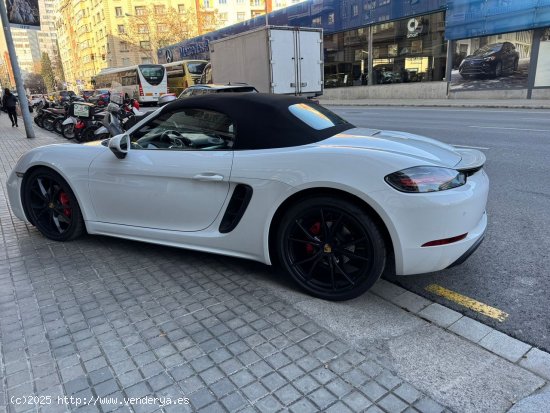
193;173;224;182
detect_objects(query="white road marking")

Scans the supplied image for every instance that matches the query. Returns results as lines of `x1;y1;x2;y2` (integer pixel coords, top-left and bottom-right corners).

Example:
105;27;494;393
468;126;550;132
452;144;490;150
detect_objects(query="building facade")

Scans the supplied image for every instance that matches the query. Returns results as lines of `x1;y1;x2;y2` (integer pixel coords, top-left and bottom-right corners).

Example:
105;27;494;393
159;0;550;99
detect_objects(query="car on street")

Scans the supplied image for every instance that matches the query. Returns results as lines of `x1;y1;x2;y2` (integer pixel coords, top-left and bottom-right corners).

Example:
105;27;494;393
7;93;489;301
178;83;258;98
459;42;519;79
88;89;111;106
51;90;77;104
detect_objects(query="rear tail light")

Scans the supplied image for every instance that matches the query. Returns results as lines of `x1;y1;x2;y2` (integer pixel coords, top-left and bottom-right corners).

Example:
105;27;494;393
385;166;466;193
139;85;144;96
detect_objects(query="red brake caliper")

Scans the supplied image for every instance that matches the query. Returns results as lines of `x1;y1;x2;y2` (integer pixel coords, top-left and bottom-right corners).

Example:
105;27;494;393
305;222;321;254
59;192;71;217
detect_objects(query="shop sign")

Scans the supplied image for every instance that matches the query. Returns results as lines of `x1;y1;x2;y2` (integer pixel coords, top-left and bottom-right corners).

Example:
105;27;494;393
407;18;422;38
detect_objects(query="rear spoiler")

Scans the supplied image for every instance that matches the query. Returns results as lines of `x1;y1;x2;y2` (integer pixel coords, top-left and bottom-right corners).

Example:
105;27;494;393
454;148;486;175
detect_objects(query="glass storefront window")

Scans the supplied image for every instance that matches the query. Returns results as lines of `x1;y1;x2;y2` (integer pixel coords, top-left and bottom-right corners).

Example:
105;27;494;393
323;11;446;88
534;29;550;87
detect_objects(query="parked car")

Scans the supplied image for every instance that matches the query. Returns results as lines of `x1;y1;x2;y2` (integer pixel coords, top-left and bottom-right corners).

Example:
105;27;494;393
29;94;44;106
459;42;519;79
6;93;489;301
88;89;110;106
178;84;258;98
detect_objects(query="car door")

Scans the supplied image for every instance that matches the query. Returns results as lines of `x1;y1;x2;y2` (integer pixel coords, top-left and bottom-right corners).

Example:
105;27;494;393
88;107;235;232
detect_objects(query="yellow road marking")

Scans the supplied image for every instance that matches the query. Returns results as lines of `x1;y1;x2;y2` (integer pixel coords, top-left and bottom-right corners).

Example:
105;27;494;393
425;284;509;322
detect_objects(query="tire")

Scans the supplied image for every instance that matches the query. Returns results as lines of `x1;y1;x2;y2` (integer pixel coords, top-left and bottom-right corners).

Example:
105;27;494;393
43;116;55;131
277;196;386;301
61;123;75;139
22;167;85;242
53;118;64;134
80;125;101;142
513;59;519;72
34;114;44;128
494;61;502;77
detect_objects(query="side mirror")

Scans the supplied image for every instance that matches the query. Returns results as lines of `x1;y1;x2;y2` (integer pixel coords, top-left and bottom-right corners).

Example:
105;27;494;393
108;134;130;159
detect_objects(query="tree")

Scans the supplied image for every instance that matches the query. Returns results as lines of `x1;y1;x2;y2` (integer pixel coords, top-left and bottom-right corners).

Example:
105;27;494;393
24;73;46;93
41;52;55;92
121;5;207;63
52;44;66;86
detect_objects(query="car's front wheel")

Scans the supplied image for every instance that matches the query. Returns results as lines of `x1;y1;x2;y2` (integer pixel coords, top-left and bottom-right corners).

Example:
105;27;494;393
277;196;386;301
23;168;85;241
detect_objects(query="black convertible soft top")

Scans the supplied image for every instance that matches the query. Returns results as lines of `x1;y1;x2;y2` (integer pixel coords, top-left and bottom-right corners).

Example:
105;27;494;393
163;93;354;150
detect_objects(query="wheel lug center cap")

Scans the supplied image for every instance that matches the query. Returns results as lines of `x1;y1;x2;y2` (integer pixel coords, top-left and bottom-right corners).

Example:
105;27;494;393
48;202;55;209
323;243;332;254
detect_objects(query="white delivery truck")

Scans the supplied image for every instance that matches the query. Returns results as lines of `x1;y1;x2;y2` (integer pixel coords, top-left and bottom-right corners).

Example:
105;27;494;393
208;26;323;97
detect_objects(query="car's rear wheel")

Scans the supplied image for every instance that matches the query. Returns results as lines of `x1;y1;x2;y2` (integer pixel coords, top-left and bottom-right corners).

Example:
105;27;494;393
277;196;386;301
23;168;84;241
513;58;519;72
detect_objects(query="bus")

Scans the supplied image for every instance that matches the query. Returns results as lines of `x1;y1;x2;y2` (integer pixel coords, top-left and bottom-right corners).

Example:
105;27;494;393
93;64;167;105
163;60;208;96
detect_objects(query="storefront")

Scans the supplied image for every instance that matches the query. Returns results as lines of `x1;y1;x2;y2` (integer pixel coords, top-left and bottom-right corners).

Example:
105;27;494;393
158;0;550;99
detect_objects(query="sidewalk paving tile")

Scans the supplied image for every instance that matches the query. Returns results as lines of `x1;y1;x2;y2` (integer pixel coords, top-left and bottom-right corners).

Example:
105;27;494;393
519;348;550;380
417;303;463;328
479;330;532;363
448;316;493;343
390;291;432;314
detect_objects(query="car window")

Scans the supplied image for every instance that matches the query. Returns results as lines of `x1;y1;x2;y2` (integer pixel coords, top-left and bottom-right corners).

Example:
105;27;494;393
130;108;235;151
289;103;350;130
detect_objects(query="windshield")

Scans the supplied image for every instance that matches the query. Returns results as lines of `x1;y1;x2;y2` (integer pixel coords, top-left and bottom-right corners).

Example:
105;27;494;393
288;103;349;130
187;62;207;75
139;65;165;86
473;44;502;56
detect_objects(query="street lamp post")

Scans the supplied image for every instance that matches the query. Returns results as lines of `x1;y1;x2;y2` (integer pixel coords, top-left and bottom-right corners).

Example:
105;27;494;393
125;13;156;64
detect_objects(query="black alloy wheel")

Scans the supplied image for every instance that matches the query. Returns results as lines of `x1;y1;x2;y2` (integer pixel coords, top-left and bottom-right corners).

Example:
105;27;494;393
23;168;84;241
277;197;386;301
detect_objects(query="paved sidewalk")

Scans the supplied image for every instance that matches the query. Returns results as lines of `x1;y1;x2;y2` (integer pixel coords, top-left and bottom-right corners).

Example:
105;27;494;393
0;116;548;413
319;98;550;109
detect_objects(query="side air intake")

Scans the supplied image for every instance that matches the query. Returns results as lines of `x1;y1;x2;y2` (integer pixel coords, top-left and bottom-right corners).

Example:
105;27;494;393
219;184;253;233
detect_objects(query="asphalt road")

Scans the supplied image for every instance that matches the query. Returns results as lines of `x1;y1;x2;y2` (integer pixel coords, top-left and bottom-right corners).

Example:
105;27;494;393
327;106;550;352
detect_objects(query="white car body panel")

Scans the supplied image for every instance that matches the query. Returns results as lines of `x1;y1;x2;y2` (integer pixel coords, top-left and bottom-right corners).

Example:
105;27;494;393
7;116;489;277
88;149;233;231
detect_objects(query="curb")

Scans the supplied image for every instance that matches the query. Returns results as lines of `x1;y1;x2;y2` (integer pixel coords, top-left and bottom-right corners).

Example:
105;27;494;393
370;279;550;385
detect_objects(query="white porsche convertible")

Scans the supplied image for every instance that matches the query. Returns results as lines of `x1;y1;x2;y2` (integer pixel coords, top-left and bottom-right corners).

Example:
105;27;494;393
7;94;488;301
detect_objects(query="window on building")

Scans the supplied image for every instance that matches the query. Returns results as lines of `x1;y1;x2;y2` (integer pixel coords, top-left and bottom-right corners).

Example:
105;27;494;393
141;57;152;64
219;0;227;4
157;23;168;33
178;4;185;13
219;12;228;22
328;13;335;24
120;41;129;51
237;12;246;21
135;6;146;16
140;41;151;49
138;24;149;34
203;0;211;8
122;58;130;66
117;25;124;34
353;5;359;16
154;5;165;14
115;7;122;17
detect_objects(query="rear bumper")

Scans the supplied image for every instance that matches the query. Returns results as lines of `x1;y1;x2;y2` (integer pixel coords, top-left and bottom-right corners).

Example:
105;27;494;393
447;229;486;269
